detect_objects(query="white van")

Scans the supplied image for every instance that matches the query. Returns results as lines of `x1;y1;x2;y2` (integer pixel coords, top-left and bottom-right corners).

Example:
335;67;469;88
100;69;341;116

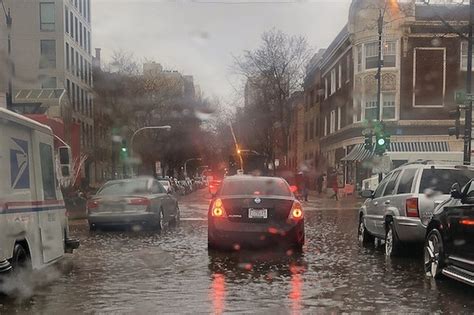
0;108;78;276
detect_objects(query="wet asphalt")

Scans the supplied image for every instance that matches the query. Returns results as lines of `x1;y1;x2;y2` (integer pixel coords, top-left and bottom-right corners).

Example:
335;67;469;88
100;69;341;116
1;189;473;314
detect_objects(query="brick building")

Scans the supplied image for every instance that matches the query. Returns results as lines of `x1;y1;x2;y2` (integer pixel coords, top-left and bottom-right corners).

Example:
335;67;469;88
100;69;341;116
304;0;467;188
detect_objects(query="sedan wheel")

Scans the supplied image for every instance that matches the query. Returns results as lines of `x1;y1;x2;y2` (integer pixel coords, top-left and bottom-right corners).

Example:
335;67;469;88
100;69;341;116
424;229;444;279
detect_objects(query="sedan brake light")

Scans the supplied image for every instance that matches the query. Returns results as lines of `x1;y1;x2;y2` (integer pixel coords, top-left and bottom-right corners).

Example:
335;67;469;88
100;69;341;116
288;201;304;220
87;200;99;209
211;198;226;217
128;198;151;206
406;197;419;218
460;219;474;226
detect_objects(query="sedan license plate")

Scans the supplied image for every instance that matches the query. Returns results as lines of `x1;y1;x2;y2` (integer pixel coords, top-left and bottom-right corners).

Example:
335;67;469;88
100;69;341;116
248;208;268;219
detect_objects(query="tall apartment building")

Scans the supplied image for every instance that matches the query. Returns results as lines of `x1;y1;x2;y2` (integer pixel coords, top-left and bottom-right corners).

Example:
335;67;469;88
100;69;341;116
0;0;95;184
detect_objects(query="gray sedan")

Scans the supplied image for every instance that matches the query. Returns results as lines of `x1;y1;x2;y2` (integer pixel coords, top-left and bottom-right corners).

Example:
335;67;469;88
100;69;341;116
87;177;180;231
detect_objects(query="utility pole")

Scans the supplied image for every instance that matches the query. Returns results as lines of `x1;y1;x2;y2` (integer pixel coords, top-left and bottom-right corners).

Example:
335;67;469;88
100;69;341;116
376;9;384;182
464;0;474;165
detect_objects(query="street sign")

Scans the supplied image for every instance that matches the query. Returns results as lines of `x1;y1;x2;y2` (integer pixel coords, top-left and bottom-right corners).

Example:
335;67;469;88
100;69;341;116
372;155;392;174
455;91;474;104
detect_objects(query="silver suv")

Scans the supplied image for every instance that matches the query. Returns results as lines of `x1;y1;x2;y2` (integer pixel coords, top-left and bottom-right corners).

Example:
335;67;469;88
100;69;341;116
358;161;474;257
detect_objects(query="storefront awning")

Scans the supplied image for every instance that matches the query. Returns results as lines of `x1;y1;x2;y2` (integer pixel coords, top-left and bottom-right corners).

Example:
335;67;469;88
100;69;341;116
341;141;450;162
341;144;374;162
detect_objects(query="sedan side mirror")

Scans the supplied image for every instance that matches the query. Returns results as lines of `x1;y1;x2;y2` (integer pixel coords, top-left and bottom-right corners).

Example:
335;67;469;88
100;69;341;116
360;190;374;199
450;183;462;199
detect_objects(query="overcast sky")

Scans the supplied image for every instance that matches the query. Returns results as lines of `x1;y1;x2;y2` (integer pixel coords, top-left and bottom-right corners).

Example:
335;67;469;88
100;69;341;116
92;0;351;104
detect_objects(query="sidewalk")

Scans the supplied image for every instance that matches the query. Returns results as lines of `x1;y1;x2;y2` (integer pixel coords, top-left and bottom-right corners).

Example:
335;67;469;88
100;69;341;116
301;190;363;210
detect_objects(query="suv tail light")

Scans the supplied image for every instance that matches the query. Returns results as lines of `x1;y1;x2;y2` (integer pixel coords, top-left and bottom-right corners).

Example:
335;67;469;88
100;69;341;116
406;197;419;218
288;201;304;220
211;198;226;217
128;198;151;206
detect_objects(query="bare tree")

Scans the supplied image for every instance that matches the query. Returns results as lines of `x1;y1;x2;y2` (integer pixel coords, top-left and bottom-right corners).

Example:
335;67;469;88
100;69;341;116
234;29;312;167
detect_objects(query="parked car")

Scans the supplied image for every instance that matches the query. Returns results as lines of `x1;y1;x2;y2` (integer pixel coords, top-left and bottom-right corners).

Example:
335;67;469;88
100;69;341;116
358;161;474;257
180;180;192;194
87;177;180;231
424;180;474;286
208;176;305;250
158;179;174;194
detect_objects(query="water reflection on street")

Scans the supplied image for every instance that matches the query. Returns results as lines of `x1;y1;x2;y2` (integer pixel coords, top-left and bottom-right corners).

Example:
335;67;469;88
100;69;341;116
0;192;473;313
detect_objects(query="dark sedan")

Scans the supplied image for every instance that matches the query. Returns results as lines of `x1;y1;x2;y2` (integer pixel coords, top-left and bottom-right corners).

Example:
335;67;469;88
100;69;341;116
424;180;474;287
208;176;305;251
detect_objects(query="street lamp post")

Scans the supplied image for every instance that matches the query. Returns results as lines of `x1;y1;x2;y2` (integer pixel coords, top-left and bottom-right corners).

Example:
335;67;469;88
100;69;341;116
130;125;171;176
184;158;202;178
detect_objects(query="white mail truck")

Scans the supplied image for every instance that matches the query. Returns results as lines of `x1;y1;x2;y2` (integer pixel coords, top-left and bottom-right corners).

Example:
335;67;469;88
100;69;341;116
0;108;79;276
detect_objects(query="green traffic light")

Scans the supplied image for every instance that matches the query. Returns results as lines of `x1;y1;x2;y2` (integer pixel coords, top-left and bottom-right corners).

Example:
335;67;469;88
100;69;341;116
121;147;127;152
377;138;385;146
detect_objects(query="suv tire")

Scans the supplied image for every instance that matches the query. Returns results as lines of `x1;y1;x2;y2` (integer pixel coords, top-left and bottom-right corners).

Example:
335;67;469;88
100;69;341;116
358;215;374;246
385;221;402;257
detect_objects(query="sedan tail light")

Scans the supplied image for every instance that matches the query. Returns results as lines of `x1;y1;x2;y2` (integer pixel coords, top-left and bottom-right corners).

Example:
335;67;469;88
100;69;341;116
406;197;419;218
211;198;226;217
288;201;304;221
128;198;151;206
87;200;99;209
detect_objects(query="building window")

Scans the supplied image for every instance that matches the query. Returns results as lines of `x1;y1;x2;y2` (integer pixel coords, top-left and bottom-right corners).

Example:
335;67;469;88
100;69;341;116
81;89;85;113
76;51;79;76
40;2;55;31
338;64;342;89
71;82;76;109
330;110;336;133
337;107;341;130
364;97;378;121
70;12;74;38
40;40;56;68
87;31;91;54
75;17;78;42
66;43;70;71
65;8;69;33
382;93;396;119
330;69;336;95
80;55;84;80
76;85;80;111
309;121;314;140
365;42;378;69
70;46;75;75
356;45;362;73
79;0;83;14
80;22;83;47
324;117;327;136
364;93;396;121
87;0;91;22
383;41;397;68
66;79;71;99
346;54;351;83
41;76;57;88
461;41;474;71
353;99;362;123
324;78;328;99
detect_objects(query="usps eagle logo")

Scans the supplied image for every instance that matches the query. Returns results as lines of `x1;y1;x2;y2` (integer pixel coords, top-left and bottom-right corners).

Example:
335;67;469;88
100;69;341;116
10;138;30;189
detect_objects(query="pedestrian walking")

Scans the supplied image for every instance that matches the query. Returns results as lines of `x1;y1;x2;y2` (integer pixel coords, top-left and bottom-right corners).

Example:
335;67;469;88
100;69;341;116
316;175;324;194
330;177;339;201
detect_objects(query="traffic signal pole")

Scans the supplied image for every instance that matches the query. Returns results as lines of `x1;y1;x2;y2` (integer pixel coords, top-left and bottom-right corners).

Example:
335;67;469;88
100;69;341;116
376;10;384;182
464;0;474;165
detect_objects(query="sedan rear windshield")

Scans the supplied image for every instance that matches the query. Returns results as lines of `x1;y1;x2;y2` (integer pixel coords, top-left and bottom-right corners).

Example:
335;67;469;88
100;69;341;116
419;169;474;194
220;178;291;196
97;180;152;195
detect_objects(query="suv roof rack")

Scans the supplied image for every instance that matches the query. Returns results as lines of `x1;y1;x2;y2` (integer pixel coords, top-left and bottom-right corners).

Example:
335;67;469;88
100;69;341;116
399;159;474;169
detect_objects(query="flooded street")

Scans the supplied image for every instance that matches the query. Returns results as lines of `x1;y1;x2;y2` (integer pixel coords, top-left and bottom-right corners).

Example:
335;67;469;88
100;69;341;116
1;190;473;314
